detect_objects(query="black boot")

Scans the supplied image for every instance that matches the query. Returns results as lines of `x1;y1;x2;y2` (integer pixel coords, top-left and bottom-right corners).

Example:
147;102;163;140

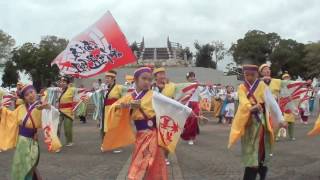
218;116;223;123
258;166;268;180
243;167;258;180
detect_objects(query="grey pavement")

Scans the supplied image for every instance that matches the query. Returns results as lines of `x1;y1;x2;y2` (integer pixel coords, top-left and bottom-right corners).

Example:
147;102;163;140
176;117;320;180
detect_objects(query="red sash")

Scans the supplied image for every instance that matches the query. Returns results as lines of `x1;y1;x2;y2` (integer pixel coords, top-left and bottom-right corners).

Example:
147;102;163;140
104;98;118;106
59;102;74;109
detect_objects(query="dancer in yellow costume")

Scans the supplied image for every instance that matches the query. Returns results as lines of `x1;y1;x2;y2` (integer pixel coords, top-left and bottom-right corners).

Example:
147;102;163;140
259;64;281;99
101;70;130;153
57;76;78;147
152;67;176;98
100;71;127;139
259;64;287;143
260;64;308;141
229;65;285;180
101;67;167;180
280;73;296;140
0;85;53;180
213;85;224;122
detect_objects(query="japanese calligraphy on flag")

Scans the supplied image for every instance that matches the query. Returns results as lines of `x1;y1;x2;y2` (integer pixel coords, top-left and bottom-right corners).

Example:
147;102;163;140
52;11;136;78
152;92;192;152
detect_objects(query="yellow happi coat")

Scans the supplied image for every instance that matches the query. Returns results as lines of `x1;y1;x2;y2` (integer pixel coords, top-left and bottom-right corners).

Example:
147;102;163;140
15;98;24;107
59;86;76;120
153;82;176;99
212;98;222;117
103;84;124;132
161;82;176;98
267;78;282;98
0;104;42;151
101;90;156;150
228;81;274;148
284;112;295;123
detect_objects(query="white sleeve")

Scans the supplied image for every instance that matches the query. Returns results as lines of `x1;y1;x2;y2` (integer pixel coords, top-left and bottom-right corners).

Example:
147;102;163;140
264;88;284;125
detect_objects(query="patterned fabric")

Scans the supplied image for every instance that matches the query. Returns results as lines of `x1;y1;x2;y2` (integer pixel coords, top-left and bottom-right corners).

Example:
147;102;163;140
11;136;39;180
128;129;167;180
241;114;272;167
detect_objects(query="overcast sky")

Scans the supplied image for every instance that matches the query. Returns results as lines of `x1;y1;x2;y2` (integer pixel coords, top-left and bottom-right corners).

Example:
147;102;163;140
1;0;319;69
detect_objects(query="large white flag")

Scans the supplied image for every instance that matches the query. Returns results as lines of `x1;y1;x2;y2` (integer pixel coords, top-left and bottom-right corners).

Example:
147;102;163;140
264;88;284;130
152;92;192;152
42;107;62;152
52;11;136;78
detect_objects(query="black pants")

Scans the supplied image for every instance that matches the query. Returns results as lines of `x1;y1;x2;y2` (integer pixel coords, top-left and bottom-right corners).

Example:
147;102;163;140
79;115;86;123
243;165;268;180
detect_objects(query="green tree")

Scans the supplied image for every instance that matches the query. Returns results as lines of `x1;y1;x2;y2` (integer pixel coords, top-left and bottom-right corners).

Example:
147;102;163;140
11;36;68;91
229;30;280;65
269;39;306;78
302;42;320;79
2;61;19;87
0;30;15;62
180;47;193;60
194;42;216;69
130;41;139;52
130;41;140;60
211;41;227;68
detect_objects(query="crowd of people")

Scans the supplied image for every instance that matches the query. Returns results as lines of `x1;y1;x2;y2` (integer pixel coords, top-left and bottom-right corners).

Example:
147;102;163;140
1;64;320;180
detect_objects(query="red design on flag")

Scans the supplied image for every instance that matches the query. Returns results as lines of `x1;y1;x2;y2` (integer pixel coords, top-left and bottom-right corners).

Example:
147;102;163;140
177;83;198;105
52;11;136;78
1;94;14;107
159;115;180;146
43;125;53;151
280;81;309;112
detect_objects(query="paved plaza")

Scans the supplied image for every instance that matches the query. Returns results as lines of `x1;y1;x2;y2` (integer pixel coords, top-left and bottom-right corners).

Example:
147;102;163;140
1;116;320;180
